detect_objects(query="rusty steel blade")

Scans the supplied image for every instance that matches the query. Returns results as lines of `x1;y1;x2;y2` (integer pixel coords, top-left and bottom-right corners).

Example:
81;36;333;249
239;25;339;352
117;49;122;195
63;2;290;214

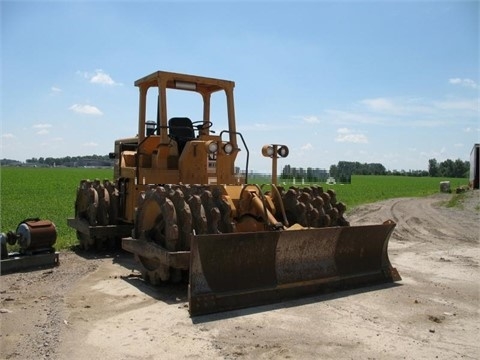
188;221;400;316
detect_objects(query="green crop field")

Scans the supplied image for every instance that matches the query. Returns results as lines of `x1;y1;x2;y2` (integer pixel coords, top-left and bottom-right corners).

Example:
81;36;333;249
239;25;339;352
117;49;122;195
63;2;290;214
0;167;469;250
1;167;112;250
280;175;469;208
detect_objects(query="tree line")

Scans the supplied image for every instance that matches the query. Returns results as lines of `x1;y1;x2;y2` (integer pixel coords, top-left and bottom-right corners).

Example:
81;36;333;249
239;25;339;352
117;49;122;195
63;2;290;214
329;162;386;183
328;159;469;183
0;155;114;167
428;158;469;178
280;158;470;184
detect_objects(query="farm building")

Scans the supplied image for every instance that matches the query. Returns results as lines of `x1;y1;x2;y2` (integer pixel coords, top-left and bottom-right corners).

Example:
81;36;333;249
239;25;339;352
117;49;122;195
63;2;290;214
470;143;479;189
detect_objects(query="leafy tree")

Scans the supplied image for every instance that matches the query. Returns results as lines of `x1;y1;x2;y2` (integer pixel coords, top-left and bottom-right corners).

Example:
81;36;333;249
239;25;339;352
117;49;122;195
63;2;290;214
329;164;338;178
453;159;469;178
428;159;438;177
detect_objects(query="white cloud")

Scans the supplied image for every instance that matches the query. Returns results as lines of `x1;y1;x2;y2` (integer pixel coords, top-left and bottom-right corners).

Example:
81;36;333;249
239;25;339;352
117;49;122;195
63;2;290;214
325;96;478;129
254;123;268;129
449;78;478;89
324;109;384;125
69;104;103;115
87;69;122;86
32;124;51;135
51;86;62;93
2;133;15;139
433;98;478;112
82;142;98;147
301;143;314;150
464;127;480;133
33;123;52;129
238;122;296;132
302;115;320;124
335;128;368;143
360;98;397;112
291;115;321;124
359;97;435;116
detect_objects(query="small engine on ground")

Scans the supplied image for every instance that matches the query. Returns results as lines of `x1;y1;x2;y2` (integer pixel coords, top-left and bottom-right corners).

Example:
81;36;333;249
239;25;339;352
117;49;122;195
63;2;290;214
1;218;59;274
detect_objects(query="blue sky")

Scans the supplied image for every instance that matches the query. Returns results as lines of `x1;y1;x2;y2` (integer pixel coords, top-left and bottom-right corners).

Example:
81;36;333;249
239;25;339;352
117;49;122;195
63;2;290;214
1;1;479;173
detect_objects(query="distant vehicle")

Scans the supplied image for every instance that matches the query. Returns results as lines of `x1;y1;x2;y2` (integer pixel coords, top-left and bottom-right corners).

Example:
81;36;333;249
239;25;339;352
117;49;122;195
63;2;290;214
326;177;336;185
470;144;479;189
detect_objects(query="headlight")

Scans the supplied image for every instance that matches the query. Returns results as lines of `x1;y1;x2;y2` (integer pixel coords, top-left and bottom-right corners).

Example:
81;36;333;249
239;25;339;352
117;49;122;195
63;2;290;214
262;145;275;157
207;141;218;153
223;142;234;154
278;145;289;158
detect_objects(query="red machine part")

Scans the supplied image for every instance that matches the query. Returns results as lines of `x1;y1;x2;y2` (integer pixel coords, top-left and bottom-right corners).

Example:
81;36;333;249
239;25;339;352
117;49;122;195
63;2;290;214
16;219;57;253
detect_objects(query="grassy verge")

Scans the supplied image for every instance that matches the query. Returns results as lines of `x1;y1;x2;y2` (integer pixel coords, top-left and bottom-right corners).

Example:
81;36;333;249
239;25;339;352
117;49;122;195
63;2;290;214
445;192;467;209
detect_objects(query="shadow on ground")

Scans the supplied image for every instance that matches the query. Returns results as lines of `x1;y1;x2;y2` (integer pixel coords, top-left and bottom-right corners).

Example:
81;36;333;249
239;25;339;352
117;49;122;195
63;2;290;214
69;245;403;322
191;282;403;324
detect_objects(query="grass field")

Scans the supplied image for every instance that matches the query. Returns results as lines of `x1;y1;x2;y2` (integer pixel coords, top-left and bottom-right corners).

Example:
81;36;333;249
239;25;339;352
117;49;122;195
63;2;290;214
0;167;469;250
1;167;111;251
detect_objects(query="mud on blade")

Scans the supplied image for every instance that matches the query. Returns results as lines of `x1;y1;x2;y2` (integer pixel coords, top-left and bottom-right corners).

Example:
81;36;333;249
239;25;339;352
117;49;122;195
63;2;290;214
189;221;400;316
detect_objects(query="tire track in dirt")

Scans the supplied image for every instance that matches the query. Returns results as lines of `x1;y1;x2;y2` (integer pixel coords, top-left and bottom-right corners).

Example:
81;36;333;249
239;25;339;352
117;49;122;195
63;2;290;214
350;193;479;248
349;192;479;288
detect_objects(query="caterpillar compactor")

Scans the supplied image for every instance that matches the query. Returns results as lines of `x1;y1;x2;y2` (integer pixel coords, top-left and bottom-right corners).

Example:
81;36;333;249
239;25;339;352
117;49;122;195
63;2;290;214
68;70;400;316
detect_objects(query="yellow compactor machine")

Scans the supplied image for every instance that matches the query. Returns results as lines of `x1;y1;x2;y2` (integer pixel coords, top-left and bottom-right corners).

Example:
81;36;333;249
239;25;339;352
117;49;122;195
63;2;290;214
68;70;400;316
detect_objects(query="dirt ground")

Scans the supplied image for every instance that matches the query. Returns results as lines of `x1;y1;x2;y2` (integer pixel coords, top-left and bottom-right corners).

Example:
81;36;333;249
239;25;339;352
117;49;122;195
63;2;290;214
1;190;479;360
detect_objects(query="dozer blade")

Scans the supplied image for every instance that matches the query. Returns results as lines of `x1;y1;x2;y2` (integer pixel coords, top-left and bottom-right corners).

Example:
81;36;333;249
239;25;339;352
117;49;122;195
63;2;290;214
189;221;400;316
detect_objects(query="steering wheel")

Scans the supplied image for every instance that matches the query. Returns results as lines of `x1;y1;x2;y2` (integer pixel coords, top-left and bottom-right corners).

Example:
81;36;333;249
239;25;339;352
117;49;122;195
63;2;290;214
192;120;213;131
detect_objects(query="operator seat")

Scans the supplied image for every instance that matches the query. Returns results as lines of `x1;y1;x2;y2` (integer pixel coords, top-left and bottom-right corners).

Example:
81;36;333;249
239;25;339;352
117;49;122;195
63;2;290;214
168;117;195;154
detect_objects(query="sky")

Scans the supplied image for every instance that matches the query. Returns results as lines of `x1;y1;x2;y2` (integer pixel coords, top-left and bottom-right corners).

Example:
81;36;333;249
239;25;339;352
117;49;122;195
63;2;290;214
1;0;479;173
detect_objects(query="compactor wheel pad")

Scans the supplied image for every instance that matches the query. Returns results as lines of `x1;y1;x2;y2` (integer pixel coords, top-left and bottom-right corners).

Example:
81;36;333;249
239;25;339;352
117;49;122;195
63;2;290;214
134;188;183;283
